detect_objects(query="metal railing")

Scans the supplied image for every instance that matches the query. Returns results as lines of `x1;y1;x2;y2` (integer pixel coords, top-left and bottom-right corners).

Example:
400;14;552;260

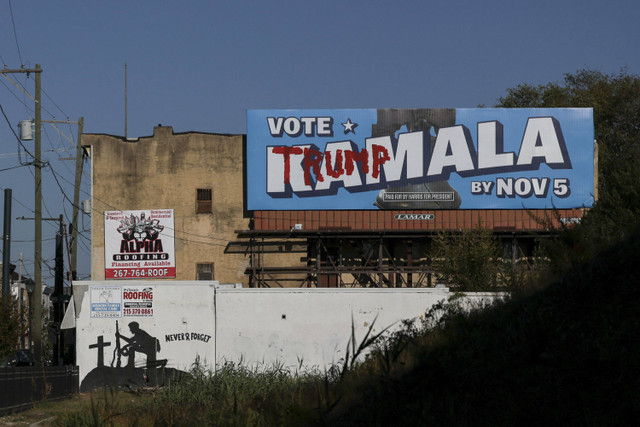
0;366;79;415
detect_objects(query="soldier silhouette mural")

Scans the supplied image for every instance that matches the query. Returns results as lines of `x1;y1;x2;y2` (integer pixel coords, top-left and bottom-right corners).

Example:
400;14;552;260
114;321;166;385
80;321;179;392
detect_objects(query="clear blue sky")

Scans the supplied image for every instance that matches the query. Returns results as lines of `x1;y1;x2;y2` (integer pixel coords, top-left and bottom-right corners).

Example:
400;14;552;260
1;0;639;285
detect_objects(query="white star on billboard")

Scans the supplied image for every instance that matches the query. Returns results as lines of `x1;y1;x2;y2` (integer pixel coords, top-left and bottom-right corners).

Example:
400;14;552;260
342;118;358;134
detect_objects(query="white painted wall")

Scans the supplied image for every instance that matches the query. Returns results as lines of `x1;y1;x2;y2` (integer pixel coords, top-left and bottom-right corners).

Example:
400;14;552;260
214;288;452;371
74;281;499;388
74;281;216;389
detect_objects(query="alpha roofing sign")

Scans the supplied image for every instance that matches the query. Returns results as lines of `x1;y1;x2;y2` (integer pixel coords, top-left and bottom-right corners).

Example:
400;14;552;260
104;210;176;279
246;108;595;210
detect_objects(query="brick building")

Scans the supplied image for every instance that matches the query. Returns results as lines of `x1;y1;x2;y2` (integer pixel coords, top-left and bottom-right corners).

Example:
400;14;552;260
85;126;258;285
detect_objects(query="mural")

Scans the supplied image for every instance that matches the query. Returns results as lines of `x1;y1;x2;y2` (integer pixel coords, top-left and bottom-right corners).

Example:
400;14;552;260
80;321;184;392
77;283;216;392
76;282;504;391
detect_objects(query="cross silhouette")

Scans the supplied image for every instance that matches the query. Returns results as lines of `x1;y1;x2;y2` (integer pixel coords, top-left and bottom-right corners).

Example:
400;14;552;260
89;335;111;367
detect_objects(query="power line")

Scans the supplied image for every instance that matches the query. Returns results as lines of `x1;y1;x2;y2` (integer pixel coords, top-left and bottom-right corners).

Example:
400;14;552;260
8;0;23;65
0;58;92;284
41;87;69;119
0;237;57;243
0;184;34;213
0;75;32;109
1;72;66;119
46;163;230;248
1;72;34;102
0;164;27;172
0;102;35;162
47;161;231;246
0;148;74;160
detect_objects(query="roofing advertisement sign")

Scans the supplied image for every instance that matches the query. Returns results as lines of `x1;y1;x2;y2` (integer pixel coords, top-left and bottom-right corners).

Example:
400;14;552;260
104;210;176;279
246;108;594;210
89;285;155;317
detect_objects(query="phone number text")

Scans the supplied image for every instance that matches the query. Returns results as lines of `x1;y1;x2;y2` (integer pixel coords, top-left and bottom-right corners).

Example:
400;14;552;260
123;308;154;316
112;268;170;278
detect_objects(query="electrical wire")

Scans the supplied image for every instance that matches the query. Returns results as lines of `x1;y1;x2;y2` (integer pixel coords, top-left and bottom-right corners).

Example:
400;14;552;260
8;0;23;65
48;161;232;247
33;162;92;259
1;71;64;120
0;184;33;213
0;8;90;284
49;160;232;249
0;102;35;162
1;72;34;102
41;87;69;119
49;164;230;249
0;164;27;172
1;57;240;280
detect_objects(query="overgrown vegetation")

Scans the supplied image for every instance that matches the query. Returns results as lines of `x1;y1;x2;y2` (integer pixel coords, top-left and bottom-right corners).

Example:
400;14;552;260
0;297;22;359
432;227;502;291
498;68;640;267
54;361;332;426
430;224;553;293
330;226;640;425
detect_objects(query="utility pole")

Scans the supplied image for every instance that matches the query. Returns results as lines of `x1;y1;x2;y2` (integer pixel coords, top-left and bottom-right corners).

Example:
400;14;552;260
53;214;64;365
34;64;43;365
124;62;127;138
18;215;66;364
19;253;24;348
72;117;84;280
2;65;44;364
2;189;11;302
44;117;84;280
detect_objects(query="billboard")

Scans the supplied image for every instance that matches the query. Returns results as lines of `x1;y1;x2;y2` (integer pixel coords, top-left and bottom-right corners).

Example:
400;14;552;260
104;209;176;279
246;108;594;210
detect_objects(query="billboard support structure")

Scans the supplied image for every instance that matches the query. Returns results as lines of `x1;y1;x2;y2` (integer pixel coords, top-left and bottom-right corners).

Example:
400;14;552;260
231;228;558;289
238;108;595;288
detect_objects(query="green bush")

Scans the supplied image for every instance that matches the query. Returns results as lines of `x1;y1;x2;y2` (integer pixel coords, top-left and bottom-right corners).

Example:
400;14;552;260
431;227;502;291
0;297;22;358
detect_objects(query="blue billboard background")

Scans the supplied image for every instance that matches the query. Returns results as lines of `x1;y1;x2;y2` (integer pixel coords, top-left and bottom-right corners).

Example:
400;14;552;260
246;108;594;210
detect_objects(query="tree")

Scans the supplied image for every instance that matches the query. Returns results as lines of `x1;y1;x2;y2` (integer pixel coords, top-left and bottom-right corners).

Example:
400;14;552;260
432;227;502;291
497;69;640;258
0;298;22;358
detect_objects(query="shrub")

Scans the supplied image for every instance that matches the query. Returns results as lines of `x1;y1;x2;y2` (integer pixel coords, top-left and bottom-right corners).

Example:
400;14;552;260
0;297;22;358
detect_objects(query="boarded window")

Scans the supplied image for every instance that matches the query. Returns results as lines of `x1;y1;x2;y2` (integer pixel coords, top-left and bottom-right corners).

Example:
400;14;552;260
196;263;214;280
196;188;212;213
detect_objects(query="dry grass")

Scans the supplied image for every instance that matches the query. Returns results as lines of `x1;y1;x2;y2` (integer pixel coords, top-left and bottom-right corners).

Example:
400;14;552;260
0;391;154;426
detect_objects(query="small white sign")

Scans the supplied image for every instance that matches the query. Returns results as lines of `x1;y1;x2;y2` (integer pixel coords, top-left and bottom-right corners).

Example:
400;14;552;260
90;286;122;318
